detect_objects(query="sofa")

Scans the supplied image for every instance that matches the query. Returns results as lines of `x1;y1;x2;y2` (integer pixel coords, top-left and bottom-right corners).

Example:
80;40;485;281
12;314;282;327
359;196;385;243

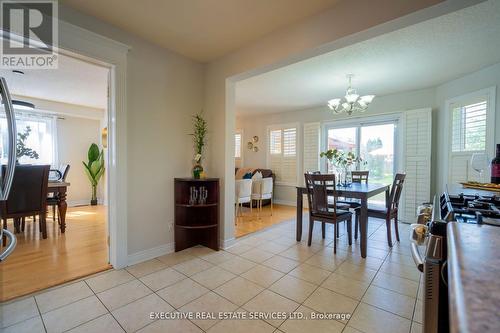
235;168;275;207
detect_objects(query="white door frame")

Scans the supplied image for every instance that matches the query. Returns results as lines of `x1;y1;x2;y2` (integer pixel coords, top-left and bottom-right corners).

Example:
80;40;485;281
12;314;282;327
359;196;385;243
1;22;130;268
56;20;130;268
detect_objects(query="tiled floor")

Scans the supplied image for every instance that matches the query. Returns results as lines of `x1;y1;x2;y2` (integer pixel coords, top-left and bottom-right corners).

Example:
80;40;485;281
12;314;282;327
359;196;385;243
0;217;423;333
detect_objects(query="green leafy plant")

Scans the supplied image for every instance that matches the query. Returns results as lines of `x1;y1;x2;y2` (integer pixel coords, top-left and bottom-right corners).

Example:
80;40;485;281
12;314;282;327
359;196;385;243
16;126;39;162
320;149;365;185
190;112;207;163
82;143;105;205
320;149;363;169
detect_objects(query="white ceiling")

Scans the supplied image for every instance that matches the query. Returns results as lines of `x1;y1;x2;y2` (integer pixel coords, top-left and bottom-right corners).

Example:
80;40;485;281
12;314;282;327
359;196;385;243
235;0;500;116
63;0;341;62
0;54;108;109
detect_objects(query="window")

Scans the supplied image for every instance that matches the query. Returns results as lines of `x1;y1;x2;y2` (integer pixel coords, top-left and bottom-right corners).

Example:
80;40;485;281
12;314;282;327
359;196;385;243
451;101;487;152
447;87;495;185
324;121;397;203
269;129;282;155
0;112;57;166
234;131;242;158
268;124;298;185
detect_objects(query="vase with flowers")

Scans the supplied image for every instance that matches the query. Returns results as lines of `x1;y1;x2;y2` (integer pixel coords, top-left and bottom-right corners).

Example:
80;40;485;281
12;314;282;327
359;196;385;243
320;149;364;186
190;112;207;179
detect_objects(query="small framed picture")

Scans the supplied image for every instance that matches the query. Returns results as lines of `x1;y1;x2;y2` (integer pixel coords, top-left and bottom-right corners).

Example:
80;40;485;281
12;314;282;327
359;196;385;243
252;136;259;143
247;142;253;149
253;146;259;152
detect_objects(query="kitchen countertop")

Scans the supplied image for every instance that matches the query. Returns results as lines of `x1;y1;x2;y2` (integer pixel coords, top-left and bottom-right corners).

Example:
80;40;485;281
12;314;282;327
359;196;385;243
447;222;500;333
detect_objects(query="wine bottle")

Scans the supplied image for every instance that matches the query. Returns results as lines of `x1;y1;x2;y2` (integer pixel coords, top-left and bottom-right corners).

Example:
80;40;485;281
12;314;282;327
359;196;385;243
491;144;500;184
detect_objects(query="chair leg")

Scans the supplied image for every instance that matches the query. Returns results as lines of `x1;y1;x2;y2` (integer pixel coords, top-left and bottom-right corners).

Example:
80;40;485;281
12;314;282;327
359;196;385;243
394;215;400;242
40;214;47;239
347;217;352;246
21;217;25;232
250;200;253;215
2;219;7;246
270;197;273;216
13;218;20;233
386;216;393;247
33;215;36;222
354;211;359;240
52;205;56;221
308;219;314;246
333;223;337;254
259;199;262;218
336;222;340;238
321;222;326;239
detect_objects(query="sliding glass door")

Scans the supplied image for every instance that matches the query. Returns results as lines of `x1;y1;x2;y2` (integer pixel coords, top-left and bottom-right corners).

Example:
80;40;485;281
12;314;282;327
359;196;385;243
326;127;356;173
325;121;397;203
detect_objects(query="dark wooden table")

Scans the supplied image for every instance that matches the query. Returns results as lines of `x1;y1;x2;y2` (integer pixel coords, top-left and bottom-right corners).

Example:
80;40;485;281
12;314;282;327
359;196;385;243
296;183;390;258
48;181;70;233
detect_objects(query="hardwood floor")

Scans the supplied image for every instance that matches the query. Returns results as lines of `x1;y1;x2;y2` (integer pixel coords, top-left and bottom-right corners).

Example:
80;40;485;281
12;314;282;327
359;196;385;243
0;205;110;302
235;204;296;238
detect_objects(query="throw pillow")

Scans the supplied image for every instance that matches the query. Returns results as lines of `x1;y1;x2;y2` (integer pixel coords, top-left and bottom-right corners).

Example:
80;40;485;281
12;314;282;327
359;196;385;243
243;172;253;179
252;171;263;180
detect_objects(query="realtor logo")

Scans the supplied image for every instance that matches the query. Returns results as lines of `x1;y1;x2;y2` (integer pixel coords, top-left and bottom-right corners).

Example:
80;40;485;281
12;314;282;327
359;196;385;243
0;0;58;69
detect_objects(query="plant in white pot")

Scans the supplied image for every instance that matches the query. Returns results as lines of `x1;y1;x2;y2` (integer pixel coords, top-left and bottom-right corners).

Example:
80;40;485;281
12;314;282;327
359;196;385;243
82;143;105;205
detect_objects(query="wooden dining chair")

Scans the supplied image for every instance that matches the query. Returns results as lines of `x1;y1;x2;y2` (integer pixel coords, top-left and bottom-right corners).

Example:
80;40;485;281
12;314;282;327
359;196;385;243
47;164;70;223
1;165;50;244
337;170;369;240
367;173;406;247
304;173;352;254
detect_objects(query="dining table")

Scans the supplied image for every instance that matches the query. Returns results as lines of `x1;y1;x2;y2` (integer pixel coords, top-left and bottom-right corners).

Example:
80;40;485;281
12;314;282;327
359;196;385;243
48;181;70;233
296;182;390;258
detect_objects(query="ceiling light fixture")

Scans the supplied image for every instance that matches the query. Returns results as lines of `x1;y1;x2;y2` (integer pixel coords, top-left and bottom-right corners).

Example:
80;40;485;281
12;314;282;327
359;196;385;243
327;74;375;115
11;70;35;111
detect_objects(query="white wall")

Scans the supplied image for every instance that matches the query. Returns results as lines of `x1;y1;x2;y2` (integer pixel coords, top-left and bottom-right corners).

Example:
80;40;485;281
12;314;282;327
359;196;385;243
236;87;436;204
57;115;104;206
60;5;205;257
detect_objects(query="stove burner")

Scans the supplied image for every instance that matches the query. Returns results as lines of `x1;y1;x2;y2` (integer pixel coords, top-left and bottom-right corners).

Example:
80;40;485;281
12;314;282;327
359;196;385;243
441;193;500;226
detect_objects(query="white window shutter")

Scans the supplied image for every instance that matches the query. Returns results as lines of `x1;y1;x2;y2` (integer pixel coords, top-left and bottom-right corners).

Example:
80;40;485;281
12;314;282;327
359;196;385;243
400;108;432;223
303;122;320;176
267;125;298;185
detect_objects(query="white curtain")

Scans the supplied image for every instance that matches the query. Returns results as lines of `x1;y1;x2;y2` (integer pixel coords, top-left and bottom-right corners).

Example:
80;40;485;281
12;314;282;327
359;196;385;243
0;112;58;166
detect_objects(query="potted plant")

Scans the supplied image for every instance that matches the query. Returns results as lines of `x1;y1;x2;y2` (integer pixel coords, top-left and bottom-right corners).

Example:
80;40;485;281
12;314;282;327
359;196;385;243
320;148;364;186
190;112;207;179
82;143;105;205
16;126;39;163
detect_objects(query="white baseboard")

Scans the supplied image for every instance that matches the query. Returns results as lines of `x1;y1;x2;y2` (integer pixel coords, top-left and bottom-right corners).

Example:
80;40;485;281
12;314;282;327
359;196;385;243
127;242;175;266
221;237;237;249
273;199;296;207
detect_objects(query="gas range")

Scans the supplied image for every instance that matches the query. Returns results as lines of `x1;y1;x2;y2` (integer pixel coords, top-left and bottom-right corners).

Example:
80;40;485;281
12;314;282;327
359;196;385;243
440;192;500;226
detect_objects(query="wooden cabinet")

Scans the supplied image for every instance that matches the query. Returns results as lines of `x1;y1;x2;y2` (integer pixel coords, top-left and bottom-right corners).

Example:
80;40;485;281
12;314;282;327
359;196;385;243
174;178;219;251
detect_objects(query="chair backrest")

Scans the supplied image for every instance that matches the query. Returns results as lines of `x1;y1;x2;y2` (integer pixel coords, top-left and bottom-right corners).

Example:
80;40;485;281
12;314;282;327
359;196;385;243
59;164;70;181
351;170;369;184
235;179;252;198
304;173;337;217
0;165;50;216
388;173;406;210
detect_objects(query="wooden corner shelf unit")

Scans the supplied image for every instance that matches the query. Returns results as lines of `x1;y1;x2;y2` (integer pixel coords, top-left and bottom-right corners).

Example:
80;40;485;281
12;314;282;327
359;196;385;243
174;178;219;252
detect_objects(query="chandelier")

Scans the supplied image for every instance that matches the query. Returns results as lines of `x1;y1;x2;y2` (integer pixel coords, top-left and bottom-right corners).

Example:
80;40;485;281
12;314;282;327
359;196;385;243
327;74;375;115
